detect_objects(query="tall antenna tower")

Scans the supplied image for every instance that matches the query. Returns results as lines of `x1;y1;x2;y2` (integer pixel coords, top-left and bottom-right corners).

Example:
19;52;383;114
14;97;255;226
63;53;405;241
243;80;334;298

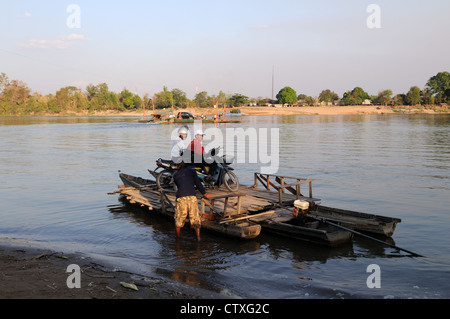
272;65;275;100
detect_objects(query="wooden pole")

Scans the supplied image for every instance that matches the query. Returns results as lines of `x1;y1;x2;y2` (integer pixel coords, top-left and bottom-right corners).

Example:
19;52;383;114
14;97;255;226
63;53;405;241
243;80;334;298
216;102;219;122
309;215;423;257
219;211;275;224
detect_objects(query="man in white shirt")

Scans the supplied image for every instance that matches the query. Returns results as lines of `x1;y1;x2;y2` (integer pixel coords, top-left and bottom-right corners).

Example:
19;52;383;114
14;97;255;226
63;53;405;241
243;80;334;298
171;126;189;163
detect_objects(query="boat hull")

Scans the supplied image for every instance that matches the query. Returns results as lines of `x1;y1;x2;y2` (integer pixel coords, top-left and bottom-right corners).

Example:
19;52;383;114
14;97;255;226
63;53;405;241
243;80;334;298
310;205;401;237
253;210;352;247
202;219;261;240
261;222;352;247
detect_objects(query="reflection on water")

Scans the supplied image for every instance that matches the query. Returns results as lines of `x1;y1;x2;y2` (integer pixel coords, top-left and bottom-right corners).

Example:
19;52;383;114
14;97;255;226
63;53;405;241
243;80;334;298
1;114;449;298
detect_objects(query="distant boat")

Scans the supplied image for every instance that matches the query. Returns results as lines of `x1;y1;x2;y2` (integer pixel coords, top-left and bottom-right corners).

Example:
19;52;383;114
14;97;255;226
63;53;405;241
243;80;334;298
146;118;241;125
224;112;243;116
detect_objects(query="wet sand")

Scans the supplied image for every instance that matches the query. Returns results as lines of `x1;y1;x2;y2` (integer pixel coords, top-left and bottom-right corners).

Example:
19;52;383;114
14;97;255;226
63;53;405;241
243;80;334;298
0;240;222;299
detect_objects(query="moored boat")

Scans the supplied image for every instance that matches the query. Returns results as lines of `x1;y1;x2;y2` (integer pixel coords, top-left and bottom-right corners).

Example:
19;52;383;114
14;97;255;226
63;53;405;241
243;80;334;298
308;205;401;237
250;207;352;247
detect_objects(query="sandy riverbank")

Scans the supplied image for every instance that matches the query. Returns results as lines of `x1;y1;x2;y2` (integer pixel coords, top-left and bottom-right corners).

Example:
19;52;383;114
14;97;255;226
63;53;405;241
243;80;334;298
62;104;447;118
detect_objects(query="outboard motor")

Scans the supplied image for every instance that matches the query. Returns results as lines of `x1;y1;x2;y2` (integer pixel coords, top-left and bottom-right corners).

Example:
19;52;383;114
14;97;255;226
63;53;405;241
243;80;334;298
292;200;310;218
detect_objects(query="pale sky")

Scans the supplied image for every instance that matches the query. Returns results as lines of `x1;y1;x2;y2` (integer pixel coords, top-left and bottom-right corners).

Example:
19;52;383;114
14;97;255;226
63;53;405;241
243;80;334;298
1;0;449;99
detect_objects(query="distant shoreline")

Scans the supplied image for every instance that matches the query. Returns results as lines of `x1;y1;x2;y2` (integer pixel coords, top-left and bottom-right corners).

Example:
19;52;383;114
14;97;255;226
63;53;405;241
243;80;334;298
90;104;448;117
2;104;448;118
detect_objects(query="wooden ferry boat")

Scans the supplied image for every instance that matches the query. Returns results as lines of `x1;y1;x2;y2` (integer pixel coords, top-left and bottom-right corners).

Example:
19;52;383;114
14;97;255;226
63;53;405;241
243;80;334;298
111;171;402;247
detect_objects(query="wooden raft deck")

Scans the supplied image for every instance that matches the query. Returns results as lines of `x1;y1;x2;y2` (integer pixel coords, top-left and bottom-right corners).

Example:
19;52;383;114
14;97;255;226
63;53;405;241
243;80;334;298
113;172;320;218
111;172;321;240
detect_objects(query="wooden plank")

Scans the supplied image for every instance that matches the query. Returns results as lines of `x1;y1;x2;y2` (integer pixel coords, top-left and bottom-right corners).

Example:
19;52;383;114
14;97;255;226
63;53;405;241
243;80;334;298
219;211;276;224
254;173;316;199
268;215;295;224
258;173;311;181
242;186;321;203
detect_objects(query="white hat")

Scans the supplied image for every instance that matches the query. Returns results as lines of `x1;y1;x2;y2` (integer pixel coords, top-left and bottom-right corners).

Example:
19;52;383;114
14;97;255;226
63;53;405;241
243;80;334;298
195;130;206;136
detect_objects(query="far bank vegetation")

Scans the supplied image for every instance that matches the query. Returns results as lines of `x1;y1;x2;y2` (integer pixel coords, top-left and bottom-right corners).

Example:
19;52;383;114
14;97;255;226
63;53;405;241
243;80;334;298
0;71;448;116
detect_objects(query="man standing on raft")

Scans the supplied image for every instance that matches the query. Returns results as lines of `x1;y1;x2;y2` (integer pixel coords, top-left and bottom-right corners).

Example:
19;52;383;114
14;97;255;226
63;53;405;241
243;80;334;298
173;161;211;242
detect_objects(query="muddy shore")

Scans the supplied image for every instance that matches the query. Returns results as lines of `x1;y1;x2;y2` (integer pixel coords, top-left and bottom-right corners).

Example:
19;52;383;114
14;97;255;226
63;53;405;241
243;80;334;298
0;239;225;299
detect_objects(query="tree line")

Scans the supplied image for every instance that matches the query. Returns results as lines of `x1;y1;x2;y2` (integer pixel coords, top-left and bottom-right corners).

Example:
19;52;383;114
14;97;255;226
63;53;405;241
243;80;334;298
0;73;262;115
277;71;450;107
0;71;448;116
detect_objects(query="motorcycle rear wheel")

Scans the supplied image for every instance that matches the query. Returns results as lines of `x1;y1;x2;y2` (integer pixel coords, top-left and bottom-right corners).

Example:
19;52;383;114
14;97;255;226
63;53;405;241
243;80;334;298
156;169;176;190
224;171;239;192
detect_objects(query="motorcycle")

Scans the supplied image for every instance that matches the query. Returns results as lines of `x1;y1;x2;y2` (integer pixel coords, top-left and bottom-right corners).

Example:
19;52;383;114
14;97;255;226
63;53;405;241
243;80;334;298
150;148;240;192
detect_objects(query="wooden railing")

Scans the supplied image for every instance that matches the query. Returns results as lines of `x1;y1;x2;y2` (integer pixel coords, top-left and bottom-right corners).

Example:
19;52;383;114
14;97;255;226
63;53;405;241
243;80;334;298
251;173;315;204
201;193;246;220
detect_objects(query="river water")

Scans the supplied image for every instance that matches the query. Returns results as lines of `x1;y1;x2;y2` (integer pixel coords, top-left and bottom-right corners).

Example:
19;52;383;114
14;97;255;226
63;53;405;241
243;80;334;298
0;114;449;299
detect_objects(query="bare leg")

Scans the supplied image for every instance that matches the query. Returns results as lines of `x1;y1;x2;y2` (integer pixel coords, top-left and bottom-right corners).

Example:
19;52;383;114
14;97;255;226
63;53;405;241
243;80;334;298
195;228;201;242
176;227;181;239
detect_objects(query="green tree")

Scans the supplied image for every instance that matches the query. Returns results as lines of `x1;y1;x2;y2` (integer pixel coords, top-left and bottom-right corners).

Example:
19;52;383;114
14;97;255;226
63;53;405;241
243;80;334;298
0;80;31;115
318;89;339;103
194;91;210;108
46;94;60;113
276;87;297;105
254;97;268;106
392;94;406;106
217;90;228;105
154;86;174;109
119;89;135;109
340;87;370;105
426;71;450;103
55;86;79;112
143;94;152;111
0;72;9;93
374;89;393;106
118;89;141;110
171;88;188;108
228;93;249;107
106;91;120;110
85;83;116;110
25;94;48;114
119;88;142;110
421;88;435;105
297;94;316;106
305;96;315;106
405;86;422;105
339;93;358;106
353;87;370;101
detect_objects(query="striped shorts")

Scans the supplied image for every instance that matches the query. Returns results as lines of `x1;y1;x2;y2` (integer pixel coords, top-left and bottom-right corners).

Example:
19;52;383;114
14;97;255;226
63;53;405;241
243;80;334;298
174;196;201;229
